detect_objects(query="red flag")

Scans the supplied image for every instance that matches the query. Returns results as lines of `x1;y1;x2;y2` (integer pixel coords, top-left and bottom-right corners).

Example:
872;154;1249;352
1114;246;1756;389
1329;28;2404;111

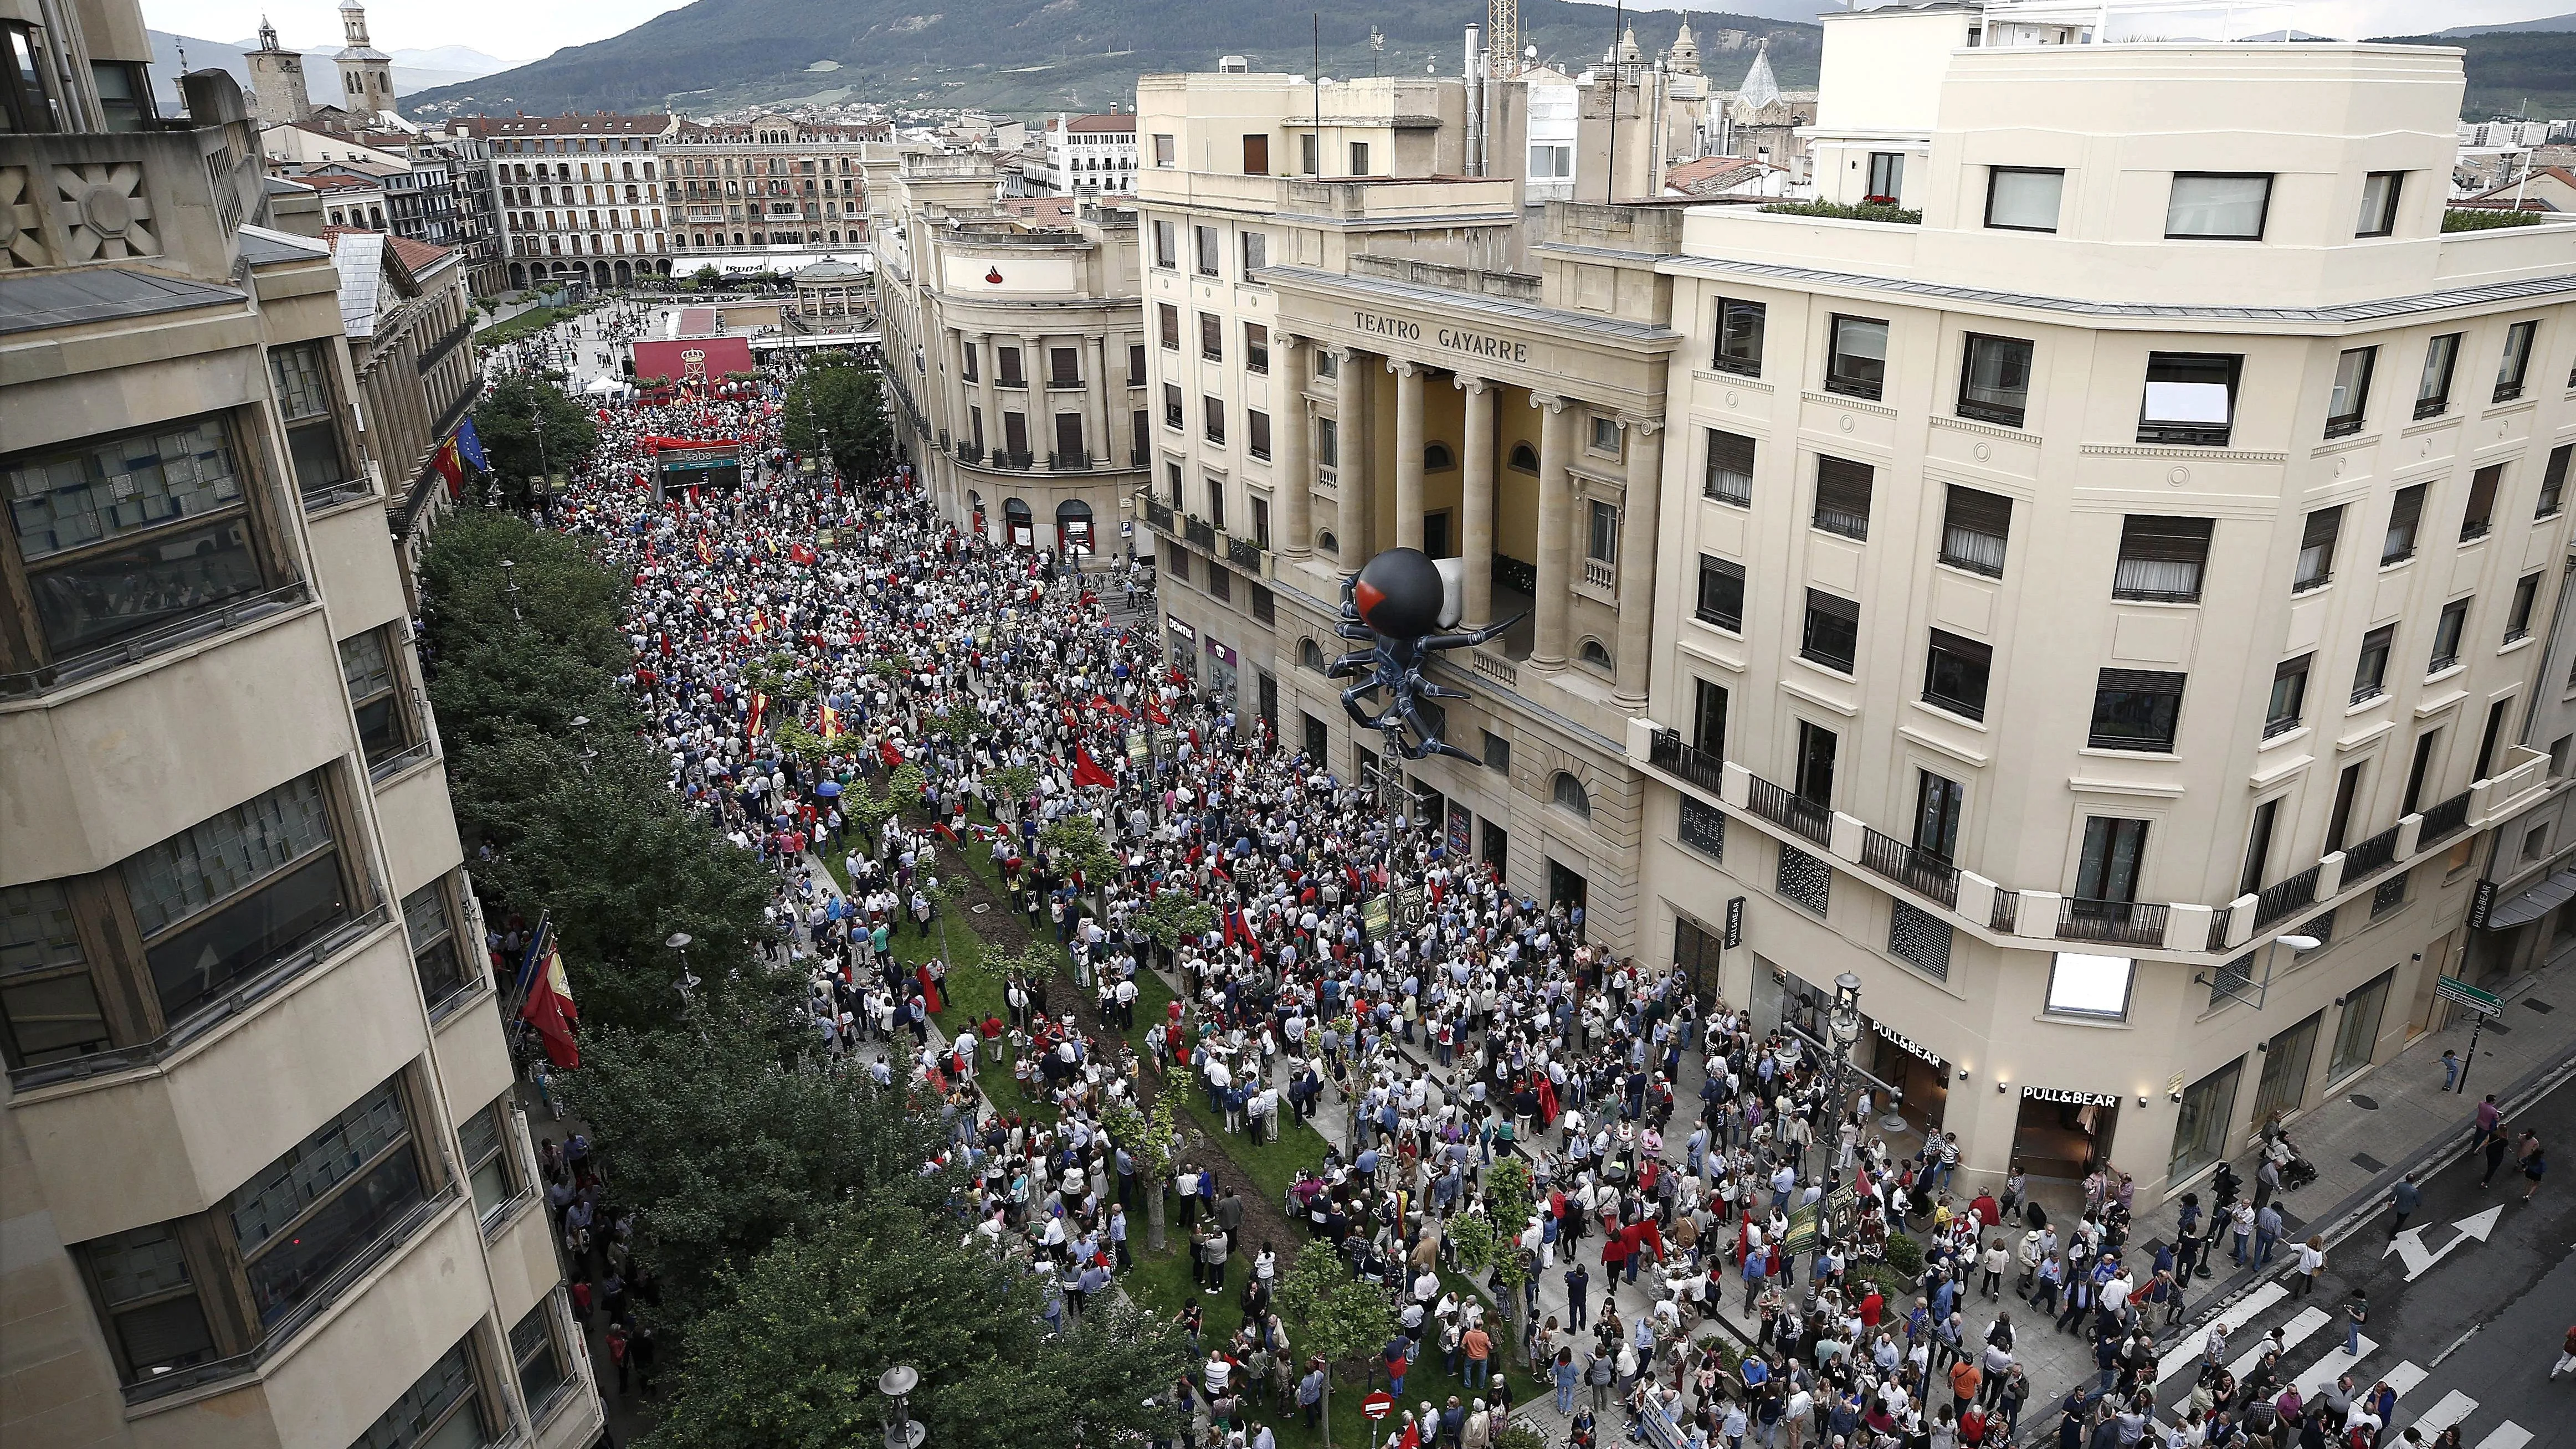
519;945;579;1068
429;434;466;499
1073;747;1116;789
879;741;904;769
1146;701;1171;725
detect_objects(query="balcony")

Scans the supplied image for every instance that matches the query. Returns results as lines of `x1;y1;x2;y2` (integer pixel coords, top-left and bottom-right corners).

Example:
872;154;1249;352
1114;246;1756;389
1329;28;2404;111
1144;497;1176;534
1649;729;1726;799
1989;890;2020;934
1745;774;1832;847
1186;518;1217;551
2252;863;2322;930
1583;558;1615;591
2342;822;2402;880
2057;896;2169;948
1046;452;1093;472
1227;536;1265;571
1860;829;1960;911
2418;789;2473;842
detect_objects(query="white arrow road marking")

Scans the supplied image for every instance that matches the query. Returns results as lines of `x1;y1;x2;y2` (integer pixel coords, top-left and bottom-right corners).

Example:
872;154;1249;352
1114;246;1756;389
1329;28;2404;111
2409;1391;2478;1438
2292;1336;2374;1397
2469;1425;2531;1449
2158;1282;2286;1386
2229;1307;2329;1379
2384;1205;2505;1281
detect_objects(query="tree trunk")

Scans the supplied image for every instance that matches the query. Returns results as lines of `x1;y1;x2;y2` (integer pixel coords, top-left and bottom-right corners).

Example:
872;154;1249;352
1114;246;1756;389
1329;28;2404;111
1321;1378;1333;1449
1147;1180;1167;1252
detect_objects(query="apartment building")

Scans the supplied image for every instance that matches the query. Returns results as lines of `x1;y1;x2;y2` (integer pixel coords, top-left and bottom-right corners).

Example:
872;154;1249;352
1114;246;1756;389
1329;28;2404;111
661;114;888;262
1629;14;2576;1200
1;39;601;1449
454;111;674;292
1029;110;1141;198
872;154;1147;559
315;229;484;564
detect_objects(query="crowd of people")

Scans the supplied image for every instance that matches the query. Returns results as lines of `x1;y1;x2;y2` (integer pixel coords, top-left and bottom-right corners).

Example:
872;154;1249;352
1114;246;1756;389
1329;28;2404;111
502;333;2251;1449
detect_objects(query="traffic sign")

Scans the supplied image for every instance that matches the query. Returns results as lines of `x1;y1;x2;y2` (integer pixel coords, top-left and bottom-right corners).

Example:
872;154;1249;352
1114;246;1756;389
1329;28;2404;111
2435;975;2502;1015
1361;1392;1394;1421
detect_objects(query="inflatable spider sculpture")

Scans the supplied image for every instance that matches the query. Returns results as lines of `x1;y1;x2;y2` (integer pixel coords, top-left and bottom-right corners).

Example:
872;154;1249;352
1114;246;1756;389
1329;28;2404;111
1328;547;1525;764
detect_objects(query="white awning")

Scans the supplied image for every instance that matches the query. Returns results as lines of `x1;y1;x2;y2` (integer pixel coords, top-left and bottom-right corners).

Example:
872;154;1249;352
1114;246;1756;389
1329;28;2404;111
2484;867;2576;929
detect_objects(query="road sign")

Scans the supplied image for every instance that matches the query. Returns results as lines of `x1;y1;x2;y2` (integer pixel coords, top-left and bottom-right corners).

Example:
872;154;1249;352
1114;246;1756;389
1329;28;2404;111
2383;1204;2502;1281
2435;975;2503;1015
1361;1392;1394;1421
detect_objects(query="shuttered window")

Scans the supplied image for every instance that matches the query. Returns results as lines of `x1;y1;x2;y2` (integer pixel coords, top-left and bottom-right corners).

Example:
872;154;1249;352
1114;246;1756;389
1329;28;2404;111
1813;456;1873;541
2111;516;2213;602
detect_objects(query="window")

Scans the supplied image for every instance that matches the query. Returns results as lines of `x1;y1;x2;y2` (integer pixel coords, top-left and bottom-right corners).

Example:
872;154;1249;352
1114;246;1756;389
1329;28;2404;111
1920;629;1992;720
1939;485;2011;577
2169;1060;2242;1180
2329;969;2393;1081
1801;588;1860;674
2294;506;2342;592
2138;352;2240;446
1315;350;1337;379
1865;151;1903;203
1507;441;1537;474
404;877;469;1013
1198;312;1222;362
1248;410;1271;461
1587;417;1623;457
1423;443;1455;472
2090;669;2184;752
2494;319;2538;403
959;340;980;382
1252;498;1271;549
1552;772;1590;819
1299;132;1320;176
1162;383;1183;429
1128;343;1147;387
0;881;110;1067
2410;330;2472;423
1202;396;1225;446
2429;599;2468;674
1795;720;1838;807
2112;515;2213;603
1957;333;2034;427
1914;771;1964;862
1205;477;1227;531
2383;483;2427;564
1813;455;1873;540
1825;315;1889;400
2356;171;2403;238
1317;418;1337;467
1152;133;1174;167
2403;727;2440;815
1049;346;1080;387
126;772;351;1026
356;1333;491;1449
2475;696;2513;780
1585;500;1618;571
458;1096;514;1218
2325;346;2375;438
2507;571;2542;641
1244;322;1269;374
1348;141;1369;176
1151;218;1176;268
2353;624;2394;703
76;1220;222;1386
1692;679;1729;758
269;342;353;501
1712;297;1766;376
1158;303;1179;350
1984;166;2064;232
4;414;269;662
1695;555;1744;632
512;1301;571;1421
2048;952;2134;1019
1703;429;1755;506
340;629;410;767
2241;799;2281;898
1242;133;1269;175
997;346;1024;388
2165;172;2272;240
2251;1011;2322;1124
2538;445;2569;517
2267;654;2311;738
1579;638;1613;670
1529;143;1572;178
2461;463;2502;542
1482;731;1511;776
227;1074;424;1329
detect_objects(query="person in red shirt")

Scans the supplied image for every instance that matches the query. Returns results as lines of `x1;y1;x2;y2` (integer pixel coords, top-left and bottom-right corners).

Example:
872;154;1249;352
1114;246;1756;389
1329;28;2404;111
1859;1285;1885;1331
1969;1190;2001;1232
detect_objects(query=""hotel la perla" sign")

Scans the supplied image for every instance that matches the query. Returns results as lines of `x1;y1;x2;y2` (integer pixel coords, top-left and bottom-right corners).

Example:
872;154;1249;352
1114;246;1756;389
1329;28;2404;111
1352;310;1531;366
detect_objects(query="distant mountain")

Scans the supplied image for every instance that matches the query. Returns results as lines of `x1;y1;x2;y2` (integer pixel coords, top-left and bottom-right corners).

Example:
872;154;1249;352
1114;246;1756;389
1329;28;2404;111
2434;12;2576;34
397;0;1820;118
2370;27;2576;119
148;29;517;111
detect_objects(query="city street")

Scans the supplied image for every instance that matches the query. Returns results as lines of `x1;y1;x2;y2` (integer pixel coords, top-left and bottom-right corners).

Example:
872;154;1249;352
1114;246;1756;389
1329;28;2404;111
2149;1072;2576;1448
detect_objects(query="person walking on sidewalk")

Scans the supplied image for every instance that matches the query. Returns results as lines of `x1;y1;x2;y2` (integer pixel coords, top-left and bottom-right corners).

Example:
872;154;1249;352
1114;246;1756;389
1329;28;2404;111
2388;1174;2422;1240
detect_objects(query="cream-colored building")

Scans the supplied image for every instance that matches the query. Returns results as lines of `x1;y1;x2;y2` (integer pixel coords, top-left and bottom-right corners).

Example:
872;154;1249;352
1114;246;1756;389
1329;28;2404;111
872;154;1147;559
0;29;602;1449
1630;18;2576;1200
661;112;889;263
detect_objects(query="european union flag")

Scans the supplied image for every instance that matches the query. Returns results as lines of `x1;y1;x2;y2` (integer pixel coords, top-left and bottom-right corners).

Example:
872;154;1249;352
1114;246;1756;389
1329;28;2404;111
455;416;489;472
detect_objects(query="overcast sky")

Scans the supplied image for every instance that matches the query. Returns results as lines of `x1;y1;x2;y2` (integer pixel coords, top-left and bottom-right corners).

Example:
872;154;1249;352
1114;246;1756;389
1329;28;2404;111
141;0;2526;68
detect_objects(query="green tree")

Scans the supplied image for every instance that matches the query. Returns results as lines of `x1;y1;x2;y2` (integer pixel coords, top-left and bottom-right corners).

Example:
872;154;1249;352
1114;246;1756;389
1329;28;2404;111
1138;890;1215;951
1102;1096;1180;1250
782;359;894;481
640;1204;1190;1449
1040;814;1118;887
1276;1243;1397;1447
475;372;601;504
690;264;721;290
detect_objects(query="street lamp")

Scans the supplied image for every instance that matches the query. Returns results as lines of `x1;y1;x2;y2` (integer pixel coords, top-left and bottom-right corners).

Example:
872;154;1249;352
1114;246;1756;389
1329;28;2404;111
500;559;521;623
1825;972;1862;1217
879;1365;926;1449
571;715;596;774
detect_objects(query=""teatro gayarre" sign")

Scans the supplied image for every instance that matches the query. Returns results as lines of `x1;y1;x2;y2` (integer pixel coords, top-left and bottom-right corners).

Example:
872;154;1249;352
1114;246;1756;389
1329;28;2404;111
1352;310;1531;366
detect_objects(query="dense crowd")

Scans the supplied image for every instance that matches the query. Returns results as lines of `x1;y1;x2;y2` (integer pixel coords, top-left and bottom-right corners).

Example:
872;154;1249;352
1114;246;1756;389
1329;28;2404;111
505;344;2291;1449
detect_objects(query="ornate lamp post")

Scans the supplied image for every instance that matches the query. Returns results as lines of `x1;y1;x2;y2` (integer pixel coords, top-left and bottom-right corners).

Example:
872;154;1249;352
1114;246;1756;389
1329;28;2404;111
879;1365;926;1449
1825;971;1863;1234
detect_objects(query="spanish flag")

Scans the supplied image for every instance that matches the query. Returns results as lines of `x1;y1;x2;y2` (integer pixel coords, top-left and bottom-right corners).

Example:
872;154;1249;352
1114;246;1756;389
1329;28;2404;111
746;691;769;738
429;434;466;499
696;534;715;566
819;702;843;739
519;943;580;1068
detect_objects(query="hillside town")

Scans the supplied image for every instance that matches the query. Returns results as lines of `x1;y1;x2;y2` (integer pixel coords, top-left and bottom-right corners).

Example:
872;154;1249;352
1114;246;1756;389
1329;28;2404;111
4;2;2576;1449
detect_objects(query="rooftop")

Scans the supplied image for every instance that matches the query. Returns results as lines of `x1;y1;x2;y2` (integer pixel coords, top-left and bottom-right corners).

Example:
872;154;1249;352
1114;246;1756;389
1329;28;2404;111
0;268;244;335
450;112;671;137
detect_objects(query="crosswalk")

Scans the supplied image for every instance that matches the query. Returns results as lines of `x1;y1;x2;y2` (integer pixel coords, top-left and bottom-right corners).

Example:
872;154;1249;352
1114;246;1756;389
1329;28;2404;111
2151;1277;2530;1449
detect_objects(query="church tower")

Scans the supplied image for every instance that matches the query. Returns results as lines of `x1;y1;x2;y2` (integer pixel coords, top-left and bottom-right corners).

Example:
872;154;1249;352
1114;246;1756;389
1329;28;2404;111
334;0;395;117
1666;19;1702;77
244;16;310;127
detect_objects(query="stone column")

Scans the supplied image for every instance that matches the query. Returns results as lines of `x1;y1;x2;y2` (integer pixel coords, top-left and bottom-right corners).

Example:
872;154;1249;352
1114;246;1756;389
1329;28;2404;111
1613;419;1664;706
1335;346;1369;565
1530;393;1576;671
1084;333;1111;468
972;332;999;461
1277;335;1313;558
1390;359;1427;551
1456;376;1496;626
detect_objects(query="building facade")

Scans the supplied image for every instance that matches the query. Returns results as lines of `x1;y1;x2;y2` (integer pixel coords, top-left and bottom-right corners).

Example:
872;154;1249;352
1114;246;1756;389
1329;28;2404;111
1629;17;2576;1201
1029;110;1140;197
872;155;1148;560
455;111;674;292
315;229;484;569
1;43;601;1449
661;114;888;262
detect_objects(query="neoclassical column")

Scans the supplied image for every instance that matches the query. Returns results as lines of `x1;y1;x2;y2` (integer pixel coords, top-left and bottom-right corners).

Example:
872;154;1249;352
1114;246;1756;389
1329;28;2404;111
971;332;999;459
1334;346;1369;565
1530;393;1576;671
1613;418;1665;706
1083;333;1111;467
1276;334;1313;558
1390;359;1427;551
1456;375;1497;626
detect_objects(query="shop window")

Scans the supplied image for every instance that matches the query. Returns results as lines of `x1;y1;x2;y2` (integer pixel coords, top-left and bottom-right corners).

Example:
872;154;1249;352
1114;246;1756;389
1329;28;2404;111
2168;1059;2241;1181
